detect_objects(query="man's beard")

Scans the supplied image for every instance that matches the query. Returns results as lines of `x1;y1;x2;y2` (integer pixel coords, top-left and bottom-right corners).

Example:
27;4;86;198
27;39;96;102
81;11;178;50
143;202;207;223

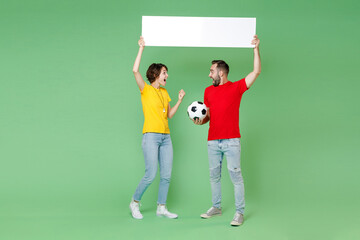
212;74;221;87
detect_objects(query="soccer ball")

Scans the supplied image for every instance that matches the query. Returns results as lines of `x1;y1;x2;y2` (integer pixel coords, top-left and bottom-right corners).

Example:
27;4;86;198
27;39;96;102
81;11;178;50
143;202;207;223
187;101;207;121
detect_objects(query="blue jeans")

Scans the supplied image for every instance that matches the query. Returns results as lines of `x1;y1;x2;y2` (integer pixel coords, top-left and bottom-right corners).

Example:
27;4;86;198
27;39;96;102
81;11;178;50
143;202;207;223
207;138;245;214
133;133;173;205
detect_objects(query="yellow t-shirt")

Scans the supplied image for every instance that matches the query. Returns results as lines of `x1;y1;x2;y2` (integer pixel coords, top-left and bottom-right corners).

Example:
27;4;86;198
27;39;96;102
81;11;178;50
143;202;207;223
141;83;171;134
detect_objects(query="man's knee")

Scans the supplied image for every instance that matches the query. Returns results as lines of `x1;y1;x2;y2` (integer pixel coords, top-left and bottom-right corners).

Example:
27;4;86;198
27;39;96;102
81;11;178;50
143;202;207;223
210;166;221;183
228;167;243;184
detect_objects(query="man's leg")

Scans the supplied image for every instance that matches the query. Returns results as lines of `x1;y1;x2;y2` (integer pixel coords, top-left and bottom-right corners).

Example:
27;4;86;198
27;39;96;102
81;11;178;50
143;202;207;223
224;138;245;214
207;140;223;209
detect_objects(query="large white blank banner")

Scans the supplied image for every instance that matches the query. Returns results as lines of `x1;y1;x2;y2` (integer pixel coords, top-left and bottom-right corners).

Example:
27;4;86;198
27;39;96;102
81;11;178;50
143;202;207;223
142;16;256;48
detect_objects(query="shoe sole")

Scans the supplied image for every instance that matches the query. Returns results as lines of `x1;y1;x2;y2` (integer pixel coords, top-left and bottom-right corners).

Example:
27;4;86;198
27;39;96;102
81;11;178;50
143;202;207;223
156;213;178;219
200;213;221;219
230;221;243;226
156;214;178;219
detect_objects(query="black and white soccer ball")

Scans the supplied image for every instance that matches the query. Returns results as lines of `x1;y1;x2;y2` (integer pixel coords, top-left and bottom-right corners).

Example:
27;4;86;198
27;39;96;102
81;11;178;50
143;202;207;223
187;101;207;121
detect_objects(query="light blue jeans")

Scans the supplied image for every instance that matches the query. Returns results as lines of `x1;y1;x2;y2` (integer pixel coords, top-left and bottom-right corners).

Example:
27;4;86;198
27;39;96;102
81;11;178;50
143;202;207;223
207;138;245;214
133;133;173;205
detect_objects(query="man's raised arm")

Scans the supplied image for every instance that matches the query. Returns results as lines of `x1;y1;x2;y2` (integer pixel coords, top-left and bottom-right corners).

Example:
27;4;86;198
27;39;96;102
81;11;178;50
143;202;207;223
245;35;261;88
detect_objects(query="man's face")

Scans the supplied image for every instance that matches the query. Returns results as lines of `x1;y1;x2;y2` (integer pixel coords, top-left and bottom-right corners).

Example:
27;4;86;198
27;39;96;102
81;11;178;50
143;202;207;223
209;64;221;87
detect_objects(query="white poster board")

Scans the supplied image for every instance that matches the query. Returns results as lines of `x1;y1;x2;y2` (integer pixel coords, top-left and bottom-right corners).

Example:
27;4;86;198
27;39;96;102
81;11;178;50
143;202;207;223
142;16;256;48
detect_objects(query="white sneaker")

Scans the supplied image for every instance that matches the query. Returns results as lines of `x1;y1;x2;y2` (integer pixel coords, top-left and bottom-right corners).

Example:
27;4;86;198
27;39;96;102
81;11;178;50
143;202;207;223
230;212;244;226
156;205;178;219
200;206;222;219
129;200;143;219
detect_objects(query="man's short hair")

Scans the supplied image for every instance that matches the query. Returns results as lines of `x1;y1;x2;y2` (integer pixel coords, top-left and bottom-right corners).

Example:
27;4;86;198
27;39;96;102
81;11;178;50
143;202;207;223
146;63;168;83
212;60;229;75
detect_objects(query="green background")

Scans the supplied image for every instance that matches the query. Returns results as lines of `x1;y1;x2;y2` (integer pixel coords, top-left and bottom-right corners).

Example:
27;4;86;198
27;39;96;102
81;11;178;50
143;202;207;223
1;0;359;239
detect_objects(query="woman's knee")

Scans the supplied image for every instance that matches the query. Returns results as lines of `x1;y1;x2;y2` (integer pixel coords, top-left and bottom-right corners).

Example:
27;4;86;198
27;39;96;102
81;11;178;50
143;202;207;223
143;172;157;184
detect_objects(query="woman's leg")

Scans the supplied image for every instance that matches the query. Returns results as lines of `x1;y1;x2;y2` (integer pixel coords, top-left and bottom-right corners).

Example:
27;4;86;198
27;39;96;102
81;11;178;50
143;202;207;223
133;133;160;201
157;134;173;205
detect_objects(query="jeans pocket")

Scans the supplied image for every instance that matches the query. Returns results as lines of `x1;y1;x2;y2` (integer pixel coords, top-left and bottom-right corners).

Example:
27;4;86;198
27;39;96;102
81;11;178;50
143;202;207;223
207;140;216;147
228;138;240;147
142;133;147;147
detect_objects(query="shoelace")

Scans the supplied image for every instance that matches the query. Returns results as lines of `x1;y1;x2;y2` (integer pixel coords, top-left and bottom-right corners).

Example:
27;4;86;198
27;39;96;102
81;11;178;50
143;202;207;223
132;202;142;211
159;206;168;214
208;207;217;214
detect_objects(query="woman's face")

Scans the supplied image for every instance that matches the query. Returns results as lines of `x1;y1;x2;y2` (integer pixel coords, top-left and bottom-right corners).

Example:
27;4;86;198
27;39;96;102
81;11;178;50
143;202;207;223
156;67;168;86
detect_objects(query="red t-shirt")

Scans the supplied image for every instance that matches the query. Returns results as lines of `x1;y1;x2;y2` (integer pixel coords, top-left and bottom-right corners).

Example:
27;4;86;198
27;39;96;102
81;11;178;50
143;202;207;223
204;79;248;141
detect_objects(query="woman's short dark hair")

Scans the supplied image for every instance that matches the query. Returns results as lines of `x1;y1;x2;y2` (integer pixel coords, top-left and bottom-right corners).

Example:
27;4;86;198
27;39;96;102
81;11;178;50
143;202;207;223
146;63;168;83
212;60;229;75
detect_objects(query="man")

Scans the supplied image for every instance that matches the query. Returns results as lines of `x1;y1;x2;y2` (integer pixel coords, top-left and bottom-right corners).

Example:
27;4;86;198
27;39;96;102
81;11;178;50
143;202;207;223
194;35;261;226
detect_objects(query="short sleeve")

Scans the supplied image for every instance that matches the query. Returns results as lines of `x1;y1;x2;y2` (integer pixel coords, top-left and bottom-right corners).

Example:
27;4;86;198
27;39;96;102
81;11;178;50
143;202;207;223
162;88;171;103
167;92;171;103
238;78;248;94
204;88;209;107
141;82;150;94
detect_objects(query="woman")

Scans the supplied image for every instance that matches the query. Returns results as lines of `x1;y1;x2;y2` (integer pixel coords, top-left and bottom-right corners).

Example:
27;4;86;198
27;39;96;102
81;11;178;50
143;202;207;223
129;36;185;219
